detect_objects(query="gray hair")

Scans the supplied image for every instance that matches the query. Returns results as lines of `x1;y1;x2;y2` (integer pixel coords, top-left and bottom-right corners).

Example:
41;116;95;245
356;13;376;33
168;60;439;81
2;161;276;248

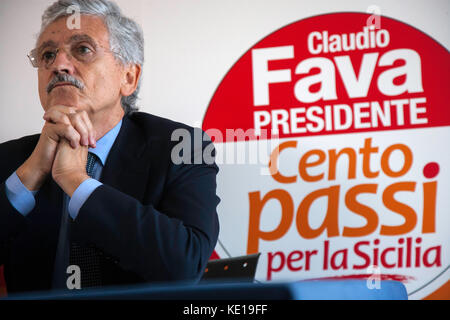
39;0;144;114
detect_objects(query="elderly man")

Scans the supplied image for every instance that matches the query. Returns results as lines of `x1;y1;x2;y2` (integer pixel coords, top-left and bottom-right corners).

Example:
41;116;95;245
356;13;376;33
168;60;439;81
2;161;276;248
0;0;219;293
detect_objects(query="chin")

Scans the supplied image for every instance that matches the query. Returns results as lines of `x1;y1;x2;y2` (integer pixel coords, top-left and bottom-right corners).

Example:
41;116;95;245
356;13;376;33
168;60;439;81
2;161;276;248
46;100;78;109
47;92;81;108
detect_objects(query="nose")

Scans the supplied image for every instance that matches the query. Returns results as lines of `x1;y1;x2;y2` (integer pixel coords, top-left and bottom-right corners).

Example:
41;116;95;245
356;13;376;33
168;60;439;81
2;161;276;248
50;48;75;75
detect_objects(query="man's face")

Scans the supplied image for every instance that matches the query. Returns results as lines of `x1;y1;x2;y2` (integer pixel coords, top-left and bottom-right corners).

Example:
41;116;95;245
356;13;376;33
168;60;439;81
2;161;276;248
37;15;125;115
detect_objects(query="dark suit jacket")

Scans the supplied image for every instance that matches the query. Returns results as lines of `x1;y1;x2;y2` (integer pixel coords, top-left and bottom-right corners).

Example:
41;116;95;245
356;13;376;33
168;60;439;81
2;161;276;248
0;112;220;294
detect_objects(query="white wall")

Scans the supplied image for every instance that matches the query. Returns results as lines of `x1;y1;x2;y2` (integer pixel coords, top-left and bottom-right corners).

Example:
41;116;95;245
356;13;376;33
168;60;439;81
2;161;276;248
0;0;448;142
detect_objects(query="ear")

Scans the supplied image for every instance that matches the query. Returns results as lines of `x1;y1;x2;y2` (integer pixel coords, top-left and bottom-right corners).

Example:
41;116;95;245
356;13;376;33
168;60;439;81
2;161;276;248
120;63;142;97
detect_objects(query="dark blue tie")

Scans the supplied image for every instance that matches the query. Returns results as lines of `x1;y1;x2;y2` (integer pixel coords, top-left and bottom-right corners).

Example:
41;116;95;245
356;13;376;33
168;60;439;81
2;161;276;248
69;152;102;288
86;152;97;177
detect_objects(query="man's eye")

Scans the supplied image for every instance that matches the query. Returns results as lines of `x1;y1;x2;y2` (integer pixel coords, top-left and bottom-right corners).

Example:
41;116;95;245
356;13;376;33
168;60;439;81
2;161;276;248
41;51;56;62
75;45;93;55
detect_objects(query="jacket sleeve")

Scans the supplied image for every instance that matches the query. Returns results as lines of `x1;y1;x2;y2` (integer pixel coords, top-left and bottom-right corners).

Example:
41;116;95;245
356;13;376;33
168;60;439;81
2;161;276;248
0;135;39;267
0;182;30;265
72;139;220;282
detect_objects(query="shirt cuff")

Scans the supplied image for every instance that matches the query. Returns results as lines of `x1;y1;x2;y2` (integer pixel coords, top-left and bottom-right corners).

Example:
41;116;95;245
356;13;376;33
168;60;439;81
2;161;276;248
5;172;38;216
68;178;102;220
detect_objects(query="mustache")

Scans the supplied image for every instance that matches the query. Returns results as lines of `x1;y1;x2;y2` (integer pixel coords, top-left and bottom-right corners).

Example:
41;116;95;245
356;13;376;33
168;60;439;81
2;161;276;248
46;73;85;93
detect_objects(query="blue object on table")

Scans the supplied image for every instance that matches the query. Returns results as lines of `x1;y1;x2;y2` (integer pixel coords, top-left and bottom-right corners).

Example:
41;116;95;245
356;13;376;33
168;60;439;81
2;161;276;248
290;280;408;300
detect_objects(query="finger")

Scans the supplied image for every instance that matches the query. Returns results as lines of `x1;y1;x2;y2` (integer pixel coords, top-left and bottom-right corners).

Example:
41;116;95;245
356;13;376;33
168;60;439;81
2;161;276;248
43;107;74;125
68;113;90;147
44;105;76;116
53;123;81;149
78;111;96;148
42;122;62;144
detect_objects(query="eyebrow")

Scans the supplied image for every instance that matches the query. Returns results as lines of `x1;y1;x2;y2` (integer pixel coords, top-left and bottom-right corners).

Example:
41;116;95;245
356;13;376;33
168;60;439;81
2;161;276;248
37;40;58;53
67;34;98;47
37;34;98;53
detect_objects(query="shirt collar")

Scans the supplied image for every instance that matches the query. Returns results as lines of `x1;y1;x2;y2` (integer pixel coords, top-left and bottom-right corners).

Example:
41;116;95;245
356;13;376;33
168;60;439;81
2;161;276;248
88;119;123;166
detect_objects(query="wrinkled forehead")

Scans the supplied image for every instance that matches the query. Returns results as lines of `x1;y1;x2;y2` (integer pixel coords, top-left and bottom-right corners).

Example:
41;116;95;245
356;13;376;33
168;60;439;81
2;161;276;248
36;14;110;49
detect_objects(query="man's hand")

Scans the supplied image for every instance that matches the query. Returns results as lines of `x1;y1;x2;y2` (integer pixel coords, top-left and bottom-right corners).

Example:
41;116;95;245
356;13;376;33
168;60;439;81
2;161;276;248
16;106;96;191
52;139;90;197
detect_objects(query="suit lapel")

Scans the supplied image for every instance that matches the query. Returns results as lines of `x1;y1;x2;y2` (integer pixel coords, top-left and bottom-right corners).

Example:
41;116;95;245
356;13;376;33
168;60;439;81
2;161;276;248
100;115;154;202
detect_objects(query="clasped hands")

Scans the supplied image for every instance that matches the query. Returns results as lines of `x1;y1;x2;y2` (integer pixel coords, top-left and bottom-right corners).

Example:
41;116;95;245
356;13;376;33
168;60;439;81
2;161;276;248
17;106;97;197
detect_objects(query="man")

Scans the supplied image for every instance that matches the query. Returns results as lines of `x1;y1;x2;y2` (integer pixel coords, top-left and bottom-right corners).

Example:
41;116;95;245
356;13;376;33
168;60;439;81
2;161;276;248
0;0;220;294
